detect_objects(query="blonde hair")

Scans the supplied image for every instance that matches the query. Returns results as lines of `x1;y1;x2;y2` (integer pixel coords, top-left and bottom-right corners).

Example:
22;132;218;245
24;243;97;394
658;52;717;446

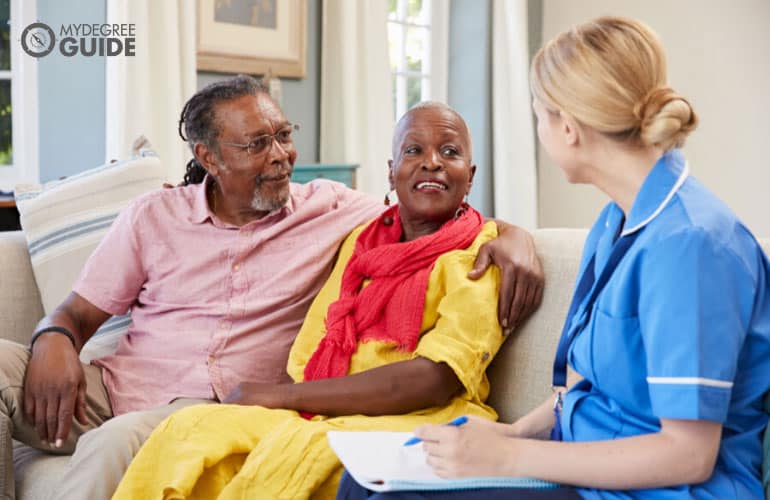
530;16;697;151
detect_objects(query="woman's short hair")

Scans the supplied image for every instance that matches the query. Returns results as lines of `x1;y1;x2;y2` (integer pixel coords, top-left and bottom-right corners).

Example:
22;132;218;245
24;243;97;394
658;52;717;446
530;16;697;151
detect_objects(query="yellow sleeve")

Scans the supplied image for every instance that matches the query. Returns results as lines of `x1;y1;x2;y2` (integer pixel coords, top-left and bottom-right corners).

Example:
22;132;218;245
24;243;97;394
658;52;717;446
286;224;369;382
413;222;504;402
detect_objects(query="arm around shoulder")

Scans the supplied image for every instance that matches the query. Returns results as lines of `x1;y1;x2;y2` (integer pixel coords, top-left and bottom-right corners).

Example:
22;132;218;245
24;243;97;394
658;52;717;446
472;220;544;330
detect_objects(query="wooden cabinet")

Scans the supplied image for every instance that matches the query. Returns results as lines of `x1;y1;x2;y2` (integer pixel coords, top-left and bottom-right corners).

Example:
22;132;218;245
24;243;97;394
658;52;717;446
291;164;359;188
0;199;20;231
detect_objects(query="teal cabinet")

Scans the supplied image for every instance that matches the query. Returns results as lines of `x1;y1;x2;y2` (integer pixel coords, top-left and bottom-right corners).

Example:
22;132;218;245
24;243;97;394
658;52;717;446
291;164;359;188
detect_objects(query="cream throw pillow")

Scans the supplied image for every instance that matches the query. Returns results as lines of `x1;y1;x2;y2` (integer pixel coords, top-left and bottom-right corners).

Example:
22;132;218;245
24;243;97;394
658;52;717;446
15;151;164;362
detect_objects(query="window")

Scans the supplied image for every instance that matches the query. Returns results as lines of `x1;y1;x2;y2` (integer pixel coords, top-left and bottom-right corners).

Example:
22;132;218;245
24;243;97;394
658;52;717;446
0;0;38;191
387;0;448;121
0;0;12;167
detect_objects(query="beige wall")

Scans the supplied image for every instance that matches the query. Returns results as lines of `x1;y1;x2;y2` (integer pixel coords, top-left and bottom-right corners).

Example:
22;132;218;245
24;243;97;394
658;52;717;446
537;0;770;237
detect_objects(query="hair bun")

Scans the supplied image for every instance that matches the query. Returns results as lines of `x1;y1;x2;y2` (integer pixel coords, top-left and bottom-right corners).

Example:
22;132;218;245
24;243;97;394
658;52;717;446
634;87;698;150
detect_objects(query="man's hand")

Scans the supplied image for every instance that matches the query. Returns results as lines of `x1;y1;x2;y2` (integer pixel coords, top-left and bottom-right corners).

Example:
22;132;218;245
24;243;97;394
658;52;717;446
222;382;287;408
469;223;544;331
23;334;88;448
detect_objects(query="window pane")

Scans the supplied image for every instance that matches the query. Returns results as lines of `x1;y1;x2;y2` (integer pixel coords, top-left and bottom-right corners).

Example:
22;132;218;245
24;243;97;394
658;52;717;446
421;76;431;102
387;22;403;73
0;0;9;71
407;76;422;110
405;26;428;73
396;0;407;21
406;0;425;24
396;75;408;120
0;79;11;165
392;76;398;122
387;0;398;20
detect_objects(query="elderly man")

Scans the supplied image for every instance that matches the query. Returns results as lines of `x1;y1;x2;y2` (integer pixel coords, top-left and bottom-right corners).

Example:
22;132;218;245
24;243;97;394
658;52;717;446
0;75;542;500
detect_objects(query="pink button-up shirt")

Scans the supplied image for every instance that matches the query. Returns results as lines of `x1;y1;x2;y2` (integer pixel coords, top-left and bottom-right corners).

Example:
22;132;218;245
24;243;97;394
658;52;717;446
74;179;381;415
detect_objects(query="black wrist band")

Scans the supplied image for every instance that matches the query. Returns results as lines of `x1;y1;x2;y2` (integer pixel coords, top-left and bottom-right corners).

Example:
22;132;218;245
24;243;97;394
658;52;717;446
30;326;77;351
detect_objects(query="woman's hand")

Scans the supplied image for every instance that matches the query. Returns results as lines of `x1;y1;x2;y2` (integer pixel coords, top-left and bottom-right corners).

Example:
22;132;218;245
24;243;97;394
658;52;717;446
416;415;520;478
470;222;544;331
418;414;723;489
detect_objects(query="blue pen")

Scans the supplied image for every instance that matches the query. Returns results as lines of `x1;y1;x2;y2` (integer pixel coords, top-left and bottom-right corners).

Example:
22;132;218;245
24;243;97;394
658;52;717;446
403;415;468;446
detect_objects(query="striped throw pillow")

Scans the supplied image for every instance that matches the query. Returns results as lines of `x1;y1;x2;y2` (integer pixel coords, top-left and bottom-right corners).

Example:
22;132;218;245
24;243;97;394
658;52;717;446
15;151;164;362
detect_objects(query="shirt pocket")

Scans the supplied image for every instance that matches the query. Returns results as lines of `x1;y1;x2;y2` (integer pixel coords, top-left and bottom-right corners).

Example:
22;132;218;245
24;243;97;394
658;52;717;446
589;307;652;412
252;237;324;299
144;241;227;307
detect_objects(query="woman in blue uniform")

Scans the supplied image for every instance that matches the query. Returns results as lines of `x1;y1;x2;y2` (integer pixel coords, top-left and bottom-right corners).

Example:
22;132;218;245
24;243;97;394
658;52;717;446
337;16;770;500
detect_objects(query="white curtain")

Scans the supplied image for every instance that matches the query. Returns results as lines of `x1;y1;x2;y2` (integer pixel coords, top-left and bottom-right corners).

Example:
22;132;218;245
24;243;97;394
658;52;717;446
492;0;538;229
320;0;394;196
105;1;196;183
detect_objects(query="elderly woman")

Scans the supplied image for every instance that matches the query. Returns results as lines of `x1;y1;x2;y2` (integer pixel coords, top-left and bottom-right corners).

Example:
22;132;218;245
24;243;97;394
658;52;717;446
338;16;770;500
112;102;507;499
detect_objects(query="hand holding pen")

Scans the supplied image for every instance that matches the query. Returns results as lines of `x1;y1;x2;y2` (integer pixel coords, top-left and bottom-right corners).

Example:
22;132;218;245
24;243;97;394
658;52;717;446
403;415;469;446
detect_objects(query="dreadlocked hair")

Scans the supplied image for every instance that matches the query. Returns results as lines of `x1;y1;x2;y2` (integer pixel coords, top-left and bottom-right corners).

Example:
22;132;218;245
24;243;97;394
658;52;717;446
178;75;270;185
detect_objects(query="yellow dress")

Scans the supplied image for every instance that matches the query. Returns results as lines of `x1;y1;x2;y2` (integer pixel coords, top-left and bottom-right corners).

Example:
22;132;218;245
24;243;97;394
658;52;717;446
112;221;503;500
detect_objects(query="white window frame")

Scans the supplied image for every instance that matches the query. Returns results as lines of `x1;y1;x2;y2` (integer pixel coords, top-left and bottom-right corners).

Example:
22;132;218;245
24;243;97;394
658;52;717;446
388;0;449;120
0;0;39;191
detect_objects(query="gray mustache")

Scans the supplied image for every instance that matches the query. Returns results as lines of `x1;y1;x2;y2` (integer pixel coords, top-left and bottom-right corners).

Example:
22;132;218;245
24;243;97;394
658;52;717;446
255;167;292;183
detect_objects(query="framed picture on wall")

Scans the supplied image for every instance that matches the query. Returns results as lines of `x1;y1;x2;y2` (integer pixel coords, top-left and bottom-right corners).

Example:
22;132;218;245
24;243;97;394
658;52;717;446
197;0;307;78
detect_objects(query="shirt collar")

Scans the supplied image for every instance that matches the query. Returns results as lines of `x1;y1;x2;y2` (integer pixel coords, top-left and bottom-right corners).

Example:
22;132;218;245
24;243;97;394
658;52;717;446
189;175;214;224
188;175;296;225
620;149;689;236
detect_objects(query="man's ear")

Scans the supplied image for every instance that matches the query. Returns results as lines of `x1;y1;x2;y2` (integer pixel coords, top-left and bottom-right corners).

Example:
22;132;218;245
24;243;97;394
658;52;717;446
387;159;395;190
194;142;220;176
467;165;477;194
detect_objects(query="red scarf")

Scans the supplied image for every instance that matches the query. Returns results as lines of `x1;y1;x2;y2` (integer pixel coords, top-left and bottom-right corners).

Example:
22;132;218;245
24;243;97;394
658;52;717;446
303;204;484;384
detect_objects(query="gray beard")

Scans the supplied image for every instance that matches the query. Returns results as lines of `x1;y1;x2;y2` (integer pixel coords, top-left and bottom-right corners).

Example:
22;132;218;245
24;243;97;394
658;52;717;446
251;186;289;212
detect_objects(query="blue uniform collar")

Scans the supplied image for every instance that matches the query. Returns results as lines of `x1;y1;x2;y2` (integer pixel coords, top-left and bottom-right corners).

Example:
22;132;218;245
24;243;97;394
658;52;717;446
620;149;689;236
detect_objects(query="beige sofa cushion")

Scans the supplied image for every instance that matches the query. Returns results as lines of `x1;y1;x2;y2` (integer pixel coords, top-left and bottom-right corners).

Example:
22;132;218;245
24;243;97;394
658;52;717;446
487;228;587;423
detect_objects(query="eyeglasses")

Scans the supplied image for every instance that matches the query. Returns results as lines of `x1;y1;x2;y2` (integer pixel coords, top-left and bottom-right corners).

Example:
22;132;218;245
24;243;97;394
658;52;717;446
219;123;300;156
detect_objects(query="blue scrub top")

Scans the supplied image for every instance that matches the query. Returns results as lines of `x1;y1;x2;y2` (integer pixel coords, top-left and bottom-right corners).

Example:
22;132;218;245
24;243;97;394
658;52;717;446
561;150;770;499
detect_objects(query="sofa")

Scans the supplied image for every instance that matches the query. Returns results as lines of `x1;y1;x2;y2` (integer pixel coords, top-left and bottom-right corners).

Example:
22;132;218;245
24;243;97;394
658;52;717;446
2;227;769;499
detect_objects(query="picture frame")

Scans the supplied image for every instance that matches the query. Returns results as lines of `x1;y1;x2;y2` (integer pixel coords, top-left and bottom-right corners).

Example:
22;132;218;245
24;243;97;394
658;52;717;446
197;0;307;78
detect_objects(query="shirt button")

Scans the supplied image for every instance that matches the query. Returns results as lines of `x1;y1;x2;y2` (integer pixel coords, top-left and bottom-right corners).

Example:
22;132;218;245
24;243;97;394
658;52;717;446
481;352;490;362
233;264;240;271
220;321;230;329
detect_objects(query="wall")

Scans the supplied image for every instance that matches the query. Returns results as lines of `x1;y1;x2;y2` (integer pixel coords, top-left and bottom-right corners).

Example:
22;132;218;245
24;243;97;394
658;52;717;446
37;0;105;182
31;0;495;204
197;0;322;164
447;0;492;215
34;0;320;185
537;0;770;236
446;0;543;218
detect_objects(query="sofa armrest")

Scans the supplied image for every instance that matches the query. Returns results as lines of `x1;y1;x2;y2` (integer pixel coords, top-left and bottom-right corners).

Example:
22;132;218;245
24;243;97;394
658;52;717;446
0;231;44;345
